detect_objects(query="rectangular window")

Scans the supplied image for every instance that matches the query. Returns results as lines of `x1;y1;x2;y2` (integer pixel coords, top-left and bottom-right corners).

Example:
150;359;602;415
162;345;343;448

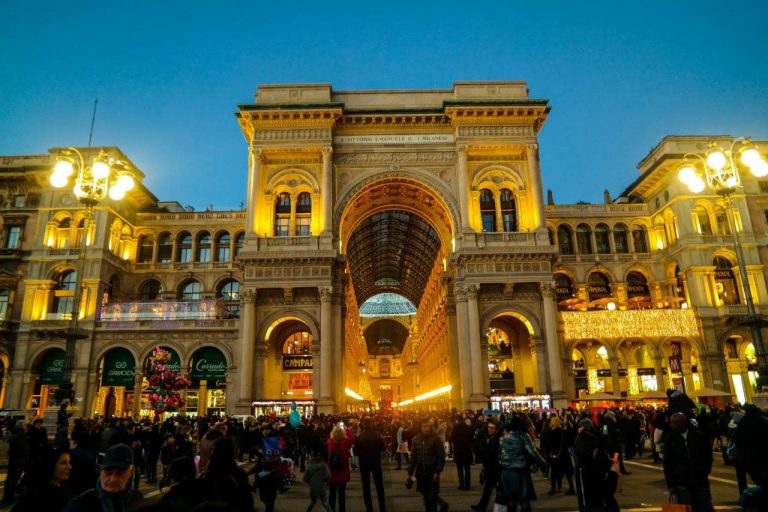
296;217;310;236
13;195;25;208
275;217;290;237
5;226;21;249
197;247;211;263
217;246;230;262
481;213;495;232
178;247;192;263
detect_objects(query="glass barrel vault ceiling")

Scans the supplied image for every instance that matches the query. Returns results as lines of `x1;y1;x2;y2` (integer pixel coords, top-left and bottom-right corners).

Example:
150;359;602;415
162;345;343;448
347;210;441;309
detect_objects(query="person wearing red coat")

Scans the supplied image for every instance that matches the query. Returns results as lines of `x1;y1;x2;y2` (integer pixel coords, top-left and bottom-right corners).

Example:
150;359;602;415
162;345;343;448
327;424;356;512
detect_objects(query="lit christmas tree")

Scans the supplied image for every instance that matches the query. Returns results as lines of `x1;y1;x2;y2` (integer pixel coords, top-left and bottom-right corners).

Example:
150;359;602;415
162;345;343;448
147;346;191;415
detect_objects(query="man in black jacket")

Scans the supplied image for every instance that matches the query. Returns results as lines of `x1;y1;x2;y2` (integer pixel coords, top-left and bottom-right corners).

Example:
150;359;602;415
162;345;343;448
1;421;28;505
662;412;713;512
408;420;447;512
471;420;500;512
354;418;387;512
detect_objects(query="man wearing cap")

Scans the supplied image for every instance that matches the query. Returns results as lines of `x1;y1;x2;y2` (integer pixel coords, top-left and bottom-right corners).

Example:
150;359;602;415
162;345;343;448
64;443;144;512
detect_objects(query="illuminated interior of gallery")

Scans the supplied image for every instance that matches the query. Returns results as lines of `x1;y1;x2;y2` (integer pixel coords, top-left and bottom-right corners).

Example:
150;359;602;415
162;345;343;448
0;82;766;418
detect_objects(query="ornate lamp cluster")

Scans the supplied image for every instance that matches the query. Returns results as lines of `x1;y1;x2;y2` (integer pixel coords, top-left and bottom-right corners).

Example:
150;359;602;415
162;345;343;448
50;147;135;203
678;138;767;195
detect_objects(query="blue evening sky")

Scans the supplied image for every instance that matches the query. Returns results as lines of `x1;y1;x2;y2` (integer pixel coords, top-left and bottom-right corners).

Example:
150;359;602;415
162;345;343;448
1;1;766;211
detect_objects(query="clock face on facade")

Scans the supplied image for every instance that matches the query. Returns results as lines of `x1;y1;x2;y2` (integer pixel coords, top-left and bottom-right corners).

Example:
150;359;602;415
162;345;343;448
60;193;75;206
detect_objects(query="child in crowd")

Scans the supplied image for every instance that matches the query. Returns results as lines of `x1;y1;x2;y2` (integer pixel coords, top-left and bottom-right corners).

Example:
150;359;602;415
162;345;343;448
302;451;333;512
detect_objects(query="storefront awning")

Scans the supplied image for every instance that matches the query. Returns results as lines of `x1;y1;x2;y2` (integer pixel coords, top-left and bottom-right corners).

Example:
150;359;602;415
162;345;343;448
191;347;227;382
39;348;66;385
102;348;136;386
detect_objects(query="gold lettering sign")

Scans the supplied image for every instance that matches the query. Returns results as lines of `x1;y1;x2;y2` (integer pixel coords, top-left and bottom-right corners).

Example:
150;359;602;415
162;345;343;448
282;356;313;370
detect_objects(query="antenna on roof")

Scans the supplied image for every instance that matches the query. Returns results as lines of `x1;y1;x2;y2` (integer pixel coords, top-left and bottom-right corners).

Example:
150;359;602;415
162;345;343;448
87;99;98;147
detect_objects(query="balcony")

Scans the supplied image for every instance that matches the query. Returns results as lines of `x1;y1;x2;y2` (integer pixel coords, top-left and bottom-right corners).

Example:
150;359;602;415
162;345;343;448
100;299;231;321
462;231;556;254
546;203;649;218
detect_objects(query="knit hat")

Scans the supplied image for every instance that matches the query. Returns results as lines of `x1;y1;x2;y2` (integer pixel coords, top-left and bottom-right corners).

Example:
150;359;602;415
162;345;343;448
578;418;595;431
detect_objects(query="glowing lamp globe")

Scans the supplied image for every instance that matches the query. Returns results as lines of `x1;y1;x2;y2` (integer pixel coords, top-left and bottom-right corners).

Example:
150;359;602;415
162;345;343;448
706;150;727;170
50;173;69;188
741;148;761;167
688;176;706;193
117;175;135;191
54;160;74;177
750;160;768;178
677;166;696;184
91;160;110;179
108;185;126;200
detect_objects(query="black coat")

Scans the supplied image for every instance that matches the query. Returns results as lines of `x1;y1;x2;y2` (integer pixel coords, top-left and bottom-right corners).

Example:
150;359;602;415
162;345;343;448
11;482;70;512
7;425;29;469
408;431;446;478
354;429;386;468
449;421;474;465
476;432;501;474
662;427;713;489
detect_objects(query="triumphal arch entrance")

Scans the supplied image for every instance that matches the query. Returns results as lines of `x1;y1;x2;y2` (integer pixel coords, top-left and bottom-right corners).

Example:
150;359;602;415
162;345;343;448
232;82;562;415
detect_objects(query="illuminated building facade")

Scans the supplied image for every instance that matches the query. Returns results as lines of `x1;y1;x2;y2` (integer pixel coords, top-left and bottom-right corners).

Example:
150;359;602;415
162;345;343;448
0;84;765;417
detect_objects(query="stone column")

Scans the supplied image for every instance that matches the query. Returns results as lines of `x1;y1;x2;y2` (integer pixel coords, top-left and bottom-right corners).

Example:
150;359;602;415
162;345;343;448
84;372;99;418
246;147;263;235
445;297;463;410
654;356;666;391
456;145;471;232
312;345;321;399
132;372;143;418
454;287;472;407
466;286;485;404
526;144;546;232
253;346;267;400
318;286;334;412
289;193;297;236
239;289;257;406
681;362;695;394
322;147;333;235
531;337;548;393
609;357;621;395
481;335;491;396
540;283;564;395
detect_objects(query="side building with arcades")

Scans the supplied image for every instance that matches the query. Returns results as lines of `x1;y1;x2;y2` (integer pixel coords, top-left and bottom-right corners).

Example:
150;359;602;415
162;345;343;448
0;84;765;418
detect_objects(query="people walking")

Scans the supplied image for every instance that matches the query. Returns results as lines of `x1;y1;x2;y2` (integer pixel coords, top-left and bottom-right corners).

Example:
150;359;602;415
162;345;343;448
471;420;501;512
353;418;388;512
327;424;355;512
303;450;334;512
396;422;411;470
1;421;29;505
496;415;546;512
662;412;714;512
449;416;474;490
408;420;448;512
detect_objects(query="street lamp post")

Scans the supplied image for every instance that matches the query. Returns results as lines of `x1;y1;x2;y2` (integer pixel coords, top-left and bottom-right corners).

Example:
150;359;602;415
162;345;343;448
678;138;768;391
49;147;135;405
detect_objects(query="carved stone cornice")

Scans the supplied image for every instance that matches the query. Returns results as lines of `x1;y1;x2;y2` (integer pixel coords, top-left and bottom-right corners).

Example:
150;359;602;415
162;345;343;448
465;284;478;300
253;128;332;142
334;151;455;166
458;125;534;138
241;288;258;304
539;282;555;298
335;115;451;130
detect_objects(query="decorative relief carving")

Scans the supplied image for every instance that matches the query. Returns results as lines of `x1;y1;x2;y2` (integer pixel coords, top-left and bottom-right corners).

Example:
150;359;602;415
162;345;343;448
334;152;456;165
247;266;332;279
467;155;525;162
253;129;331;141
318;286;333;302
463;261;551;275
458;126;533;137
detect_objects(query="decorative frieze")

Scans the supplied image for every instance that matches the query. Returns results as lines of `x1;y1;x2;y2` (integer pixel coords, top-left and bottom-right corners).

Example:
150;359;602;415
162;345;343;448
458;125;533;138
461;261;551;276
334;151;456;166
246;266;332;279
253;128;331;141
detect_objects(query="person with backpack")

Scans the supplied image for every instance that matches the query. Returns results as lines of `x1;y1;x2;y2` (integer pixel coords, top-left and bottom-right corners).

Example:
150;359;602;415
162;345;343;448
327;424;355;512
496;415;547;512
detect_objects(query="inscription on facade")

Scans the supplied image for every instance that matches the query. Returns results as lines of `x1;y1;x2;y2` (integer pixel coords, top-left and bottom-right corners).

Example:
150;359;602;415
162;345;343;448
334;151;456;165
334;134;454;144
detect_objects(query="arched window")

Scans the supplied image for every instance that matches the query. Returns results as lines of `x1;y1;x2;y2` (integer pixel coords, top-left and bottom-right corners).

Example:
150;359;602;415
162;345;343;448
177;232;192;263
715;205;731;235
500;189;517;232
55;218;71;249
587;272;611;302
157;233;172;263
694;205;713;235
196;232;211;262
0;288;9;321
282;331;313;355
595;223;610;253
274;193;291;236
73;219;85;248
217;279;240;316
180;280;202;301
557;225;573;255
675;265;687;302
296;192;312;236
137;235;154;263
140;280;163;301
554;274;575;310
53;270;77;316
613;223;629;253
576;224;593;254
626;271;649;299
632;225;649;253
714;256;740;305
234;232;245;257
216;232;231;262
479;189;496;232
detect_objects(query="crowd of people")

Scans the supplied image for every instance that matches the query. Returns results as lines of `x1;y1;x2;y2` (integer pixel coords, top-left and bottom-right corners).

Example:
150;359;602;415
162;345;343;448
0;389;767;512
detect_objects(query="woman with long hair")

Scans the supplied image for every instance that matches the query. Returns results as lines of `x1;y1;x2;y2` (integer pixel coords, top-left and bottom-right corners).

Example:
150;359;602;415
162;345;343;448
327;424;355;512
12;447;71;512
201;437;255;511
496;415;546;512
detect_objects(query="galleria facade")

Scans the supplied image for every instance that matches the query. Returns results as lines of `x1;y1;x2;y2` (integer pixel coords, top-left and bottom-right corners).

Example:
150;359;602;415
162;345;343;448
0;82;766;418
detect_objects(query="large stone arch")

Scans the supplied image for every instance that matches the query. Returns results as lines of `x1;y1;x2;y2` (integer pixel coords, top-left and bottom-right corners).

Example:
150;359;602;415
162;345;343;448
27;343;66;369
335;171;459;247
480;304;541;338
92;343;141;369
258;309;320;347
